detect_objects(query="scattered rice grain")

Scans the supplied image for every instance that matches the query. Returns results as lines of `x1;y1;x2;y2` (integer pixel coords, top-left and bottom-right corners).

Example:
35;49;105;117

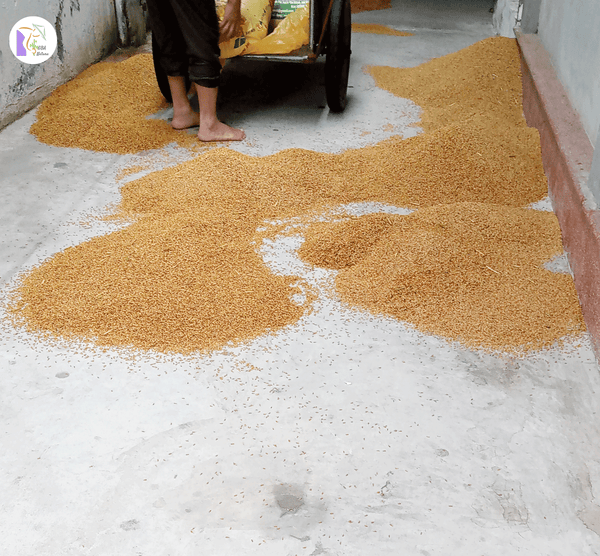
7;38;580;354
352;24;413;36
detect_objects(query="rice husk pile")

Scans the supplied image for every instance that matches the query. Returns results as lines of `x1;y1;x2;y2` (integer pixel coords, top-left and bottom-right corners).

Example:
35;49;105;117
29;55;202;154
299;203;585;352
352;24;413;36
7;37;583;353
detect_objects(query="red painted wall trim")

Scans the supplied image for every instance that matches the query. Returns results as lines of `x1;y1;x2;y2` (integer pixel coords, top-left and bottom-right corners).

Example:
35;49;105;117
516;31;600;358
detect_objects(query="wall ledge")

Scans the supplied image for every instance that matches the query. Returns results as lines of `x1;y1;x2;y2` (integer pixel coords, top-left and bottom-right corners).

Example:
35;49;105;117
516;30;600;359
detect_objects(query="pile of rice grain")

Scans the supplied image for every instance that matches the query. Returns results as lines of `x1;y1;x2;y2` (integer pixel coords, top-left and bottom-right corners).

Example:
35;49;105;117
10;214;305;353
9;37;583;353
299;204;585;352
30;55;202;154
114;117;547;223
367;37;524;132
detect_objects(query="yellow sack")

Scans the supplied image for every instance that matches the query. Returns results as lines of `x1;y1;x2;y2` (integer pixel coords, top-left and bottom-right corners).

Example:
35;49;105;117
243;4;309;55
216;0;273;58
269;0;308;30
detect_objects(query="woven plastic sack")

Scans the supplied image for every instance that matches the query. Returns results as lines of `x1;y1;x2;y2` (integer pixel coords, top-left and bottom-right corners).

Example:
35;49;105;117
269;0;308;30
243;4;309;55
217;0;273;58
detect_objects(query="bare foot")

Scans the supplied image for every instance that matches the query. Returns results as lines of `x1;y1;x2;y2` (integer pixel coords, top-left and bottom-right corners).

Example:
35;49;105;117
171;109;199;130
198;120;246;142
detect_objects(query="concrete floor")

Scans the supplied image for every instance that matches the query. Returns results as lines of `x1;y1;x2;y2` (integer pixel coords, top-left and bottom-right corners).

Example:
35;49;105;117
2;1;600;555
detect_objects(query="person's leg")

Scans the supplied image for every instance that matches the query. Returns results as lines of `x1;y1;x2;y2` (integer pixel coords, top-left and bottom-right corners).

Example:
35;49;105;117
196;84;245;141
168;76;199;129
147;0;199;129
167;0;245;141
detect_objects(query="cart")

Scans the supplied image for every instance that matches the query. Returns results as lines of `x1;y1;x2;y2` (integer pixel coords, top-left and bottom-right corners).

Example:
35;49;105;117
152;0;351;113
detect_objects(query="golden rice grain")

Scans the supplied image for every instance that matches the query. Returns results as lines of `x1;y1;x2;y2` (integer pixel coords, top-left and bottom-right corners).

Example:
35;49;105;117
352;24;413;36
299;204;585;352
30;55;202;154
114;115;547;222
7;37;583;354
115;164;150;181
367;37;524;132
10;214;305;353
351;0;391;14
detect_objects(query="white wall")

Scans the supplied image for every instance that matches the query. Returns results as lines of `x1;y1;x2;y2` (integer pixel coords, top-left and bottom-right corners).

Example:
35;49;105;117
493;0;520;38
589;126;600;203
537;0;600;148
0;0;146;131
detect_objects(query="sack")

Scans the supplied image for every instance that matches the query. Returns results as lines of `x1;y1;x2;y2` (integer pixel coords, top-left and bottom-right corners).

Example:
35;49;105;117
243;3;309;55
216;0;273;58
269;0;309;30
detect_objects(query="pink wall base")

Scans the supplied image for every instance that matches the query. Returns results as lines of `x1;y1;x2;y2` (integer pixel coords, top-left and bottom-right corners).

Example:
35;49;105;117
516;32;600;359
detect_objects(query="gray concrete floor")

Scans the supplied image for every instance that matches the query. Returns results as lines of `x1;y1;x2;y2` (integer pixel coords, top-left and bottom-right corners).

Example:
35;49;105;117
2;1;600;555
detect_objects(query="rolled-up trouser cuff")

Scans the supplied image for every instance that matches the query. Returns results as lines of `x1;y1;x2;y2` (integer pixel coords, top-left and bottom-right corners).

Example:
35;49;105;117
158;56;188;79
191;74;221;88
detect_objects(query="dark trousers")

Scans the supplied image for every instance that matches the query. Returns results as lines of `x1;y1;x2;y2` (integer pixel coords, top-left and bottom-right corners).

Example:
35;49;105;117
146;0;221;88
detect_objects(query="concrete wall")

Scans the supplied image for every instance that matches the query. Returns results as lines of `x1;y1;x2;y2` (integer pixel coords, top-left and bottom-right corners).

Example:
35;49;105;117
589;126;600;204
537;0;600;148
0;0;147;131
493;0;520;38
520;0;541;33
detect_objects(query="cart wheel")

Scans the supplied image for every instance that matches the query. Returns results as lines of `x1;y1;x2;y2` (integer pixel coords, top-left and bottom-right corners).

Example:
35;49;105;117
151;33;191;103
325;0;351;113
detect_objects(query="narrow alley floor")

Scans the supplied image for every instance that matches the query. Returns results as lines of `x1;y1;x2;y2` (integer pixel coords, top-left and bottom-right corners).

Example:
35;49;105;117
2;1;600;555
